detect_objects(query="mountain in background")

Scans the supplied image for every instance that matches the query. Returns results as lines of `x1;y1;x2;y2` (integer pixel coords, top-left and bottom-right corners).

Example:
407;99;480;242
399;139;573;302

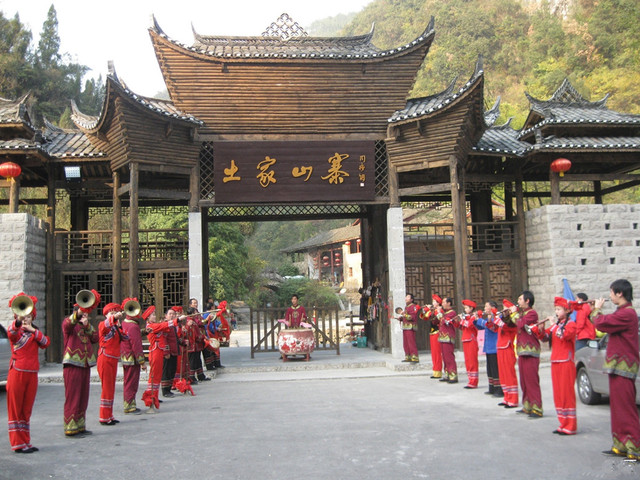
310;0;639;128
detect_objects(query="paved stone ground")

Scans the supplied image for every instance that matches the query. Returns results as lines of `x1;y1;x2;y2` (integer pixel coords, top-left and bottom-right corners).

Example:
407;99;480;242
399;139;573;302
1;320;638;479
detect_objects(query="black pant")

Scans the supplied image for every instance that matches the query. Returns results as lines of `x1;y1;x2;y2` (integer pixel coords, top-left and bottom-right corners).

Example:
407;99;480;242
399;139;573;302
161;355;177;392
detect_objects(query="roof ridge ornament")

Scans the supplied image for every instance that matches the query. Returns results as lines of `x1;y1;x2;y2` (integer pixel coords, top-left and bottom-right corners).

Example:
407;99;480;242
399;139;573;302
262;13;308;40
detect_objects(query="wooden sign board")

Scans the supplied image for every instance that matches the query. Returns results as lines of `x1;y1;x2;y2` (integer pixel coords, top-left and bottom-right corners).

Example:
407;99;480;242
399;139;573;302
213;141;376;204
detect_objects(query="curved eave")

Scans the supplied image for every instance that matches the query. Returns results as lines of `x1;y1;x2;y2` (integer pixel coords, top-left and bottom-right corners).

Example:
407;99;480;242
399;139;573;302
150;18;435;65
72;73;203;136
388;58;484;127
518;117;640;141
0;143;50;161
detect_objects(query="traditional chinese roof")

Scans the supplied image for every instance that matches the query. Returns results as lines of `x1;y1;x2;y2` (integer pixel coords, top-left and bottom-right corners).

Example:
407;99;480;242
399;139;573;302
71;62;202;132
282;224;360;253
70;62;203;174
0;93;36;139
191;13;381;57
42;119;105;159
519;79;640;140
149;15;436;136
473;119;530;157
388;57;484;124
386;58;487;178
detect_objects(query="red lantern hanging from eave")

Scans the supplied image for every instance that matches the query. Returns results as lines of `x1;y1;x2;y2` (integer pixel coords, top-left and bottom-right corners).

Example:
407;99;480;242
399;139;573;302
0;161;22;179
550;158;572;177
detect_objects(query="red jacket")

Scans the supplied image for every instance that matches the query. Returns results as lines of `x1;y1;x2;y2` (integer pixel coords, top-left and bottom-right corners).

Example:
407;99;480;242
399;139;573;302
495;313;517;350
458;313;478;343
8;320;49;372
543;319;577;363
147;320;176;354
98;315;124;360
575;303;595;341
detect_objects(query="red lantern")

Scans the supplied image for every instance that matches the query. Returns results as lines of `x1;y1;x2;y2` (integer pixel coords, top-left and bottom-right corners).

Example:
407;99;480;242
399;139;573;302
0;162;21;178
344;241;351;246
550;158;571;177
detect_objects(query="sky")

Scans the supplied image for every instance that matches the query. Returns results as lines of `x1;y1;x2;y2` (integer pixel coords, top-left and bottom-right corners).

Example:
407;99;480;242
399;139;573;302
0;0;373;97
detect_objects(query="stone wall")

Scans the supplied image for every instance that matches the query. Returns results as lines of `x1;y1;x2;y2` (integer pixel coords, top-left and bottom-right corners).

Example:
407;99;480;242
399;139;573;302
0;213;47;335
525;204;640;318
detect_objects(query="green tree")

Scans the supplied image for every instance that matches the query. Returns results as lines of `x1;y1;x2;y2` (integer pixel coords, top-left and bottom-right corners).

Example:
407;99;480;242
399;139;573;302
0;12;33;98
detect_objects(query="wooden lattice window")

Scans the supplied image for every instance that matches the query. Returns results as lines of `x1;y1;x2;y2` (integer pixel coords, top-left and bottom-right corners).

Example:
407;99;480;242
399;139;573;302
199;142;215;200
162;271;188;309
138;273;156;308
63;274;90;309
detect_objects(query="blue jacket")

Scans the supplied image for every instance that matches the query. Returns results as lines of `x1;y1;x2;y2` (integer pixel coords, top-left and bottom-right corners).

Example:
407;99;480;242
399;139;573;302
475;317;498;354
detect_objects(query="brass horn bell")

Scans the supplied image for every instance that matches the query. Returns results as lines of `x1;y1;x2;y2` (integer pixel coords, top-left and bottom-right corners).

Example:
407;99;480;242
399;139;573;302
76;290;96;309
123;299;141;317
11;295;34;317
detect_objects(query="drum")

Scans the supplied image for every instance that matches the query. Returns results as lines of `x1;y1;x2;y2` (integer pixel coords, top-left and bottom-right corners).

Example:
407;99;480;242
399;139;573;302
277;328;315;362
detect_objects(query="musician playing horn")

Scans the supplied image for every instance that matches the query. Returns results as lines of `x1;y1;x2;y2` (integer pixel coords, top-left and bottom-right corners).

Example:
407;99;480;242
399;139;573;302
6;293;49;453
62;290;100;437
420;294;443;378
592;279;640;461
459;299;479;389
97;302;125;426
120;298;146;415
438;297;458;383
511;291;543;418
495;299;518;408
535;297;577;435
399;294;420;363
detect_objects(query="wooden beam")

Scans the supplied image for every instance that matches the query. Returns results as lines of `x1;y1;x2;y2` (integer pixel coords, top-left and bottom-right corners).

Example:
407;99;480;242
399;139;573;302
9;178;19;213
449;155;467;302
562;173;640;181
389;164;400;207
399;183;452;196
515;176;528;290
128;163;139;298
45;164;58;362
117;183;130;197
112;171;122;301
600;180;640;195
138;188;190;200
465;174;512;183
137;163;192;175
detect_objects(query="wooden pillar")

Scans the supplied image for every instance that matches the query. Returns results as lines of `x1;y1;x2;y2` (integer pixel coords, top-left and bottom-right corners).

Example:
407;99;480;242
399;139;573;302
550;171;561;204
128;163;139;298
504;181;513;220
112;171;122;302
69;196;89;231
45;165;58;362
9;177;19;213
594;181;603;204
449;155;468;301
388;164;400;207
515;176;528;290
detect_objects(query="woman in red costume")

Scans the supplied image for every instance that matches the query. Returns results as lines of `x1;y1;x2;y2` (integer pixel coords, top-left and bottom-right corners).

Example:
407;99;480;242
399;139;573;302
6;294;49;453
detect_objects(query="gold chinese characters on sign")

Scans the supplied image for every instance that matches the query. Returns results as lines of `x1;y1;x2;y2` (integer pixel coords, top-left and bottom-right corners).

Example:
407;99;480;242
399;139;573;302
213;141;375;204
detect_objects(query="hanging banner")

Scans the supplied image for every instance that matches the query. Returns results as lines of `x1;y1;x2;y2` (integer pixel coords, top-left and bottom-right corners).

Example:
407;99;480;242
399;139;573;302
213;141;376;204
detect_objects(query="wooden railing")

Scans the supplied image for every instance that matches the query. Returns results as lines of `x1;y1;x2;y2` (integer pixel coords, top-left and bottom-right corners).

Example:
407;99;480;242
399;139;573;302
249;307;340;358
55;229;188;263
404;221;519;253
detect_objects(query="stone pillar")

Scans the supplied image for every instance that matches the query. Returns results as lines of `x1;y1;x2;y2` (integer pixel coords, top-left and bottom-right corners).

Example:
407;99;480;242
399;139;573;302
386;206;406;359
189;211;204;305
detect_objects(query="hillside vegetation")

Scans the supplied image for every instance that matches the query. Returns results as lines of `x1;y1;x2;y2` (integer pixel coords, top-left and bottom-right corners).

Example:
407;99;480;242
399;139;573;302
338;0;640;127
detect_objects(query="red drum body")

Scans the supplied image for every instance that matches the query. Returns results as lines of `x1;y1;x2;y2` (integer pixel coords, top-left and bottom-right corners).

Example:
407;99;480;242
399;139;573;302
278;328;315;361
